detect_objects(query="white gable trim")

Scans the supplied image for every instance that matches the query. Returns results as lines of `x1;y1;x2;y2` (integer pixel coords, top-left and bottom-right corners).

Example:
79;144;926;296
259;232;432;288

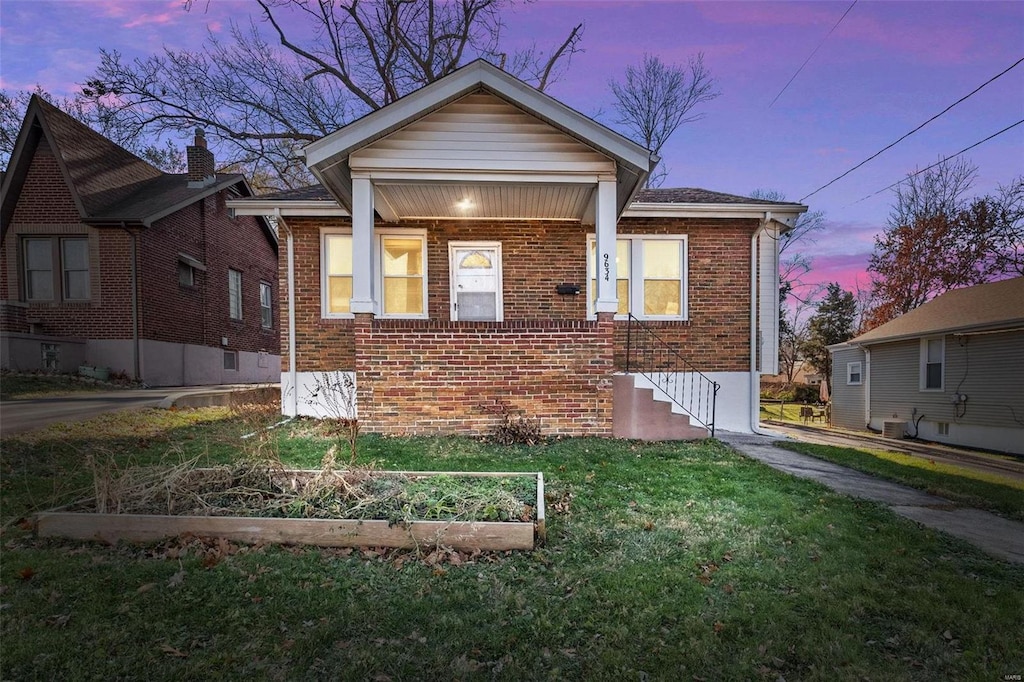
303;60;652;173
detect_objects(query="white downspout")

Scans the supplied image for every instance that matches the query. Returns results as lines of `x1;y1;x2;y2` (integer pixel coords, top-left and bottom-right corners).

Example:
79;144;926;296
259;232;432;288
749;215;774;436
863;347;871;429
276;208;298;418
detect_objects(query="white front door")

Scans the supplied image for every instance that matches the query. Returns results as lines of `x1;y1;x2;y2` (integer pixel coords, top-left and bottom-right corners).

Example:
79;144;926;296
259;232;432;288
450;242;502;321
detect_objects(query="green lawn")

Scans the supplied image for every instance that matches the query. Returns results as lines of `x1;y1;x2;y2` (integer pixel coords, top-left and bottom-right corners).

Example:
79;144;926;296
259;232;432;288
2;406;1022;680
759;401;817;423
778;440;1024;522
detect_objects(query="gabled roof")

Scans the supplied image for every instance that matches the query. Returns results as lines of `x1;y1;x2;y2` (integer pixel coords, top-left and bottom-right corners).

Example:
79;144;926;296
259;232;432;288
303;59;656;217
850;277;1024;345
1;96;275;249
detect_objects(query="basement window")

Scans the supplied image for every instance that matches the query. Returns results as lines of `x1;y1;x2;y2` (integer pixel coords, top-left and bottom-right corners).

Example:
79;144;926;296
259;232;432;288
937;422;950;436
223;350;238;371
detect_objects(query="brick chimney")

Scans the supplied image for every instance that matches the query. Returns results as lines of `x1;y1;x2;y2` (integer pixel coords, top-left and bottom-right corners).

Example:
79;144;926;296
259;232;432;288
186;128;215;187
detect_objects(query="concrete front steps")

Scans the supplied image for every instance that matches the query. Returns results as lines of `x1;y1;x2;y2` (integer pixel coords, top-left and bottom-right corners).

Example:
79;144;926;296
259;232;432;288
612;374;709;441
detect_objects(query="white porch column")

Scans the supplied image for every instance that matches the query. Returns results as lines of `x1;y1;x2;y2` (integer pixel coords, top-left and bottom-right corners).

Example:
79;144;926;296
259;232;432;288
350;175;375;314
594;178;619;314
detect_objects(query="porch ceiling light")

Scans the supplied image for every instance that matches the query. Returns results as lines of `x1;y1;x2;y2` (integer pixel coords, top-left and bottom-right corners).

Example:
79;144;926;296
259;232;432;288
455;197;474;211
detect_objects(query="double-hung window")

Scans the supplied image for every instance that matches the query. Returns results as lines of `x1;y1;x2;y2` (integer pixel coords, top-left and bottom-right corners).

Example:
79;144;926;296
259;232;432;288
847;361;862;385
321;229;427;318
587;235;687;320
23;236;90;302
260;281;273;329
228;269;243;320
920;337;944;391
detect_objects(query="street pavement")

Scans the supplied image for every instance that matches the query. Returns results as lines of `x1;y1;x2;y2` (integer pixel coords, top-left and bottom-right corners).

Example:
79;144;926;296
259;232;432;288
718;430;1024;565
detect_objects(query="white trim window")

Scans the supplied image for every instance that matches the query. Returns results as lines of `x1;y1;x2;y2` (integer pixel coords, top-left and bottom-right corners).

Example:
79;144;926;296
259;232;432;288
920;336;944;391
847;361;862;385
321;228;428;319
323;232;354;317
587;235;687;320
228;269;243;320
260;281;273;329
380;232;427;318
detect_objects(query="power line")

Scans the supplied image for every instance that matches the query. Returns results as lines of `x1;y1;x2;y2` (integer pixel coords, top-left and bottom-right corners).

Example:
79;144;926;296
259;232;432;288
848;118;1024;206
768;0;857;109
801;55;1024;203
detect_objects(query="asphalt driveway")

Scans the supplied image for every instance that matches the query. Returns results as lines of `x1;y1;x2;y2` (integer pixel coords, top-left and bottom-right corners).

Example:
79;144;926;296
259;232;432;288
0;385;263;437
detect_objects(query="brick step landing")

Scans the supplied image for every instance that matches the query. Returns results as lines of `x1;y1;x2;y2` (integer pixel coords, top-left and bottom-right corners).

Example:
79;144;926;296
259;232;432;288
612;374;709;441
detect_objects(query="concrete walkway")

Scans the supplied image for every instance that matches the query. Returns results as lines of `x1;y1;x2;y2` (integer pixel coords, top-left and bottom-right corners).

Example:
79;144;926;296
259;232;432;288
718;431;1024;565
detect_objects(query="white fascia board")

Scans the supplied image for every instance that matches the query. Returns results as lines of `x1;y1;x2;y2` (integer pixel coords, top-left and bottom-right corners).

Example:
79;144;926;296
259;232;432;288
624;203;806;227
226;199;349;217
304;60;652;175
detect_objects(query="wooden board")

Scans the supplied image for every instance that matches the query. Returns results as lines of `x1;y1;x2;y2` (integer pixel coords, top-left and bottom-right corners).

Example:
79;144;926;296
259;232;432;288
33;470;544;552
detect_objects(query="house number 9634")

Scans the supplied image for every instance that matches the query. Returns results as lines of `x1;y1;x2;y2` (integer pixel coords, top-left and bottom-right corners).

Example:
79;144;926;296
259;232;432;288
602;253;611;282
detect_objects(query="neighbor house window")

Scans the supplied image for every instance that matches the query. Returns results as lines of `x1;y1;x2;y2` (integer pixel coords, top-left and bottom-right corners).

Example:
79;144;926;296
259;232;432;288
847;361;862;385
587;235;687;319
320;229;427;319
260;281;273;329
179;262;195;286
920;337;944;390
23;236;89;302
228;269;242;320
223;350;238;371
41;343;60;371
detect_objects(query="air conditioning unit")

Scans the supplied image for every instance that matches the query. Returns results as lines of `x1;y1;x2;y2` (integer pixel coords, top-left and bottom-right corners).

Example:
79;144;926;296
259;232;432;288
883;419;907;439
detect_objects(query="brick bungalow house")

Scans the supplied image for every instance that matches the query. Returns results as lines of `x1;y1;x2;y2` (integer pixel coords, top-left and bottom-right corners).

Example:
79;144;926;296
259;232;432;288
1;95;280;386
229;60;806;438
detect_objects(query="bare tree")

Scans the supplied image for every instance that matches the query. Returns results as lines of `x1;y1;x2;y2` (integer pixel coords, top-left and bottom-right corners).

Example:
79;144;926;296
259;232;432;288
1;87;185;172
888;156;977;230
866;158;1023;328
609;53;720;187
81;0;583;192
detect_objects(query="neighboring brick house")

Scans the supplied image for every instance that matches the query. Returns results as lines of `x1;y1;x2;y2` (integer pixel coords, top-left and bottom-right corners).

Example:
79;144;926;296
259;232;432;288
229;60;806;437
1;96;280;386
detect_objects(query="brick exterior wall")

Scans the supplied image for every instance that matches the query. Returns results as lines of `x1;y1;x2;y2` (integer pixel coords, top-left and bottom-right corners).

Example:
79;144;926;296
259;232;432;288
283;213;756;435
355;316;613;436
2;136;279;365
138;193;279;356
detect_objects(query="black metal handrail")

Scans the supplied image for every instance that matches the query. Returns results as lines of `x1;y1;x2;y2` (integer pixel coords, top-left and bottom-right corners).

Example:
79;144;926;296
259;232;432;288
624;314;720;437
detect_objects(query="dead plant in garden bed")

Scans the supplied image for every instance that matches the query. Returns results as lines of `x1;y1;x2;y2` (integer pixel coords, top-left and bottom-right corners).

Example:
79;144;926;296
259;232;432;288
71;455;537;526
483;402;543;445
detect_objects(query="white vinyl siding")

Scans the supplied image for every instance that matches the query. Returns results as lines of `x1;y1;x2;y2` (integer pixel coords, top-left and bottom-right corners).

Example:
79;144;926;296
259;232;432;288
228;269;242;320
350;93;614;177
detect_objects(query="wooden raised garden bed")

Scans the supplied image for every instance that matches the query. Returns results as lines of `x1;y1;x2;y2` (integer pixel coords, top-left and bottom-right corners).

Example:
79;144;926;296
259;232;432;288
34;470;546;552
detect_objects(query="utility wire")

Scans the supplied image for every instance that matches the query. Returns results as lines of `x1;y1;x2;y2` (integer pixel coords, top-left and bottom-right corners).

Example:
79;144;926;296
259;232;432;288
801;55;1024;202
849;118;1024;206
768;0;858;109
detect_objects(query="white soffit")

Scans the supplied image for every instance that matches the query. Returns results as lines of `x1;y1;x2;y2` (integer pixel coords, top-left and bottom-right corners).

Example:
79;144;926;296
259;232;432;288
376;182;595;221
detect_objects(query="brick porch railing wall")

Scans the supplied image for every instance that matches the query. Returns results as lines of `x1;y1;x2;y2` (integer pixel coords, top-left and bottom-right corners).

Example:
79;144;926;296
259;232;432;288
354;317;614;436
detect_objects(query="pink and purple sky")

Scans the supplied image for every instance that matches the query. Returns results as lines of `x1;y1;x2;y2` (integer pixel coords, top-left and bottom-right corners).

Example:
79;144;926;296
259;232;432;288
2;0;1022;296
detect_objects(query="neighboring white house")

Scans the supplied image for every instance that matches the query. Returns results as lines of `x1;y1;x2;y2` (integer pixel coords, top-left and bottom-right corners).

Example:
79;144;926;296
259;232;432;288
829;277;1024;455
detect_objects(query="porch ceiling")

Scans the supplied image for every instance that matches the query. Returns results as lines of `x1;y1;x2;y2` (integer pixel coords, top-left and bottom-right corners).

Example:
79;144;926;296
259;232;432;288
373;181;595;222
